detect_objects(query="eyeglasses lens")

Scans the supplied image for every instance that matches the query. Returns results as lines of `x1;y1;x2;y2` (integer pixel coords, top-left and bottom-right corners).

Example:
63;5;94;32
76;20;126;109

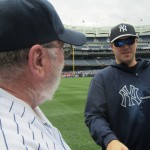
114;37;135;47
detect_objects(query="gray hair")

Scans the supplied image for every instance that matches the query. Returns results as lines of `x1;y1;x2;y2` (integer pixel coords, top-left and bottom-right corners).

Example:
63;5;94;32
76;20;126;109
0;48;30;68
0;48;29;81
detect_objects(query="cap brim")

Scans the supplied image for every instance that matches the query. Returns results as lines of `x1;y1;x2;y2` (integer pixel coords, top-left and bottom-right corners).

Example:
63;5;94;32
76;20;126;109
58;28;86;46
111;34;138;43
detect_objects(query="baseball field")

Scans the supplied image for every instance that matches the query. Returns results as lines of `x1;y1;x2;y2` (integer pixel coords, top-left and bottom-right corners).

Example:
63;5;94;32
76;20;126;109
40;77;101;150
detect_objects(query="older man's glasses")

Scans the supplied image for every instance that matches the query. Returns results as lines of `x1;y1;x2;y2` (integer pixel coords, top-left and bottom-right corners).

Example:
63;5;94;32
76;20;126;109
113;37;136;47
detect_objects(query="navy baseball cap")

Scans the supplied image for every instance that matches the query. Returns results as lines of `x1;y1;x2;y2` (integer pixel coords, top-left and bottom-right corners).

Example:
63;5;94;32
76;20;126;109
0;0;86;51
110;23;138;43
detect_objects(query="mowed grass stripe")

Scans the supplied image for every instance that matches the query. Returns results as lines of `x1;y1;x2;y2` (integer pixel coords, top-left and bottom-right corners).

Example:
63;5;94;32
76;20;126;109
40;77;101;150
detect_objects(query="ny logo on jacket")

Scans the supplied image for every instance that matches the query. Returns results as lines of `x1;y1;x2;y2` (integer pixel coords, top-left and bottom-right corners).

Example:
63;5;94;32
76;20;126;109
119;85;142;107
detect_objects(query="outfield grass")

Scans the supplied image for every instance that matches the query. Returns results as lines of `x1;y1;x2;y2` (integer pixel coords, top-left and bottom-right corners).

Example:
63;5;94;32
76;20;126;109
40;77;101;150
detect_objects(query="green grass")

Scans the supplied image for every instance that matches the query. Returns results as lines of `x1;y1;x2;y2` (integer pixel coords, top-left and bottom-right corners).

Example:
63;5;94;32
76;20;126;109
40;77;101;150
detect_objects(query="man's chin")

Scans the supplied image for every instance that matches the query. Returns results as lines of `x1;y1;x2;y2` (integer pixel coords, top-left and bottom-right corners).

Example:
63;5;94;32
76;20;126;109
41;77;61;103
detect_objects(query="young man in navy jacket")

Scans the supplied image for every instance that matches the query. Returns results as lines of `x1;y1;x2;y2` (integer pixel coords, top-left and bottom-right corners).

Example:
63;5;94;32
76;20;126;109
85;23;150;150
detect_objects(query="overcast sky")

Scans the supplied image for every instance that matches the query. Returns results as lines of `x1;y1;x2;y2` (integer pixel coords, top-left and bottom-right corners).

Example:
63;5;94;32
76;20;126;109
49;0;150;27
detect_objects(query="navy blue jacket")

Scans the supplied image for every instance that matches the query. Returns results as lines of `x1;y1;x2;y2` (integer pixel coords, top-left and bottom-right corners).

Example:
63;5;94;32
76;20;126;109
85;59;150;150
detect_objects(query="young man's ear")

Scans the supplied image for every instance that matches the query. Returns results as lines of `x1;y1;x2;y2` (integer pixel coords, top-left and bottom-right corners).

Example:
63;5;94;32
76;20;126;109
28;44;46;79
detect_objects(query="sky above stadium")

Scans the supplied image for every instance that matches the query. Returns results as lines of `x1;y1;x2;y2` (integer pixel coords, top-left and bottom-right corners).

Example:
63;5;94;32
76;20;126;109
50;0;150;27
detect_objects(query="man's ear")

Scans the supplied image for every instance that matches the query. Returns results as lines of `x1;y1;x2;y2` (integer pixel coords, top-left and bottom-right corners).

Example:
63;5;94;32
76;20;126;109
28;44;46;79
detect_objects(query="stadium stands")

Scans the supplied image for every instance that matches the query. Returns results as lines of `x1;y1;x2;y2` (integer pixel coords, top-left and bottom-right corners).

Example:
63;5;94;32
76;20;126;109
63;24;150;73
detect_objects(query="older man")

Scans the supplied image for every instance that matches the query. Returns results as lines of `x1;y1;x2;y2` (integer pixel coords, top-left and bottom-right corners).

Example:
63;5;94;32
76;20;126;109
0;0;86;149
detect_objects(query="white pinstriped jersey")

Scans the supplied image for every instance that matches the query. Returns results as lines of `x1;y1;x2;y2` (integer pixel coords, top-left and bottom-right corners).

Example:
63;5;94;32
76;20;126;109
0;88;71;150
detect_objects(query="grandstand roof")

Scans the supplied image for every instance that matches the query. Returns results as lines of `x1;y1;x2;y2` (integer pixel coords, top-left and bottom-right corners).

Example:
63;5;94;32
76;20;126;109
65;25;150;37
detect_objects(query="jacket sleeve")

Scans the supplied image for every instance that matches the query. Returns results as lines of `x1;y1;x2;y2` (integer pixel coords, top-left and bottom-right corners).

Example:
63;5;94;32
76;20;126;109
84;73;118;148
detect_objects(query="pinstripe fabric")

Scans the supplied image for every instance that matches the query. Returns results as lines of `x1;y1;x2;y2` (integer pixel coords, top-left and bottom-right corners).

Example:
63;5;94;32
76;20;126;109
0;89;71;150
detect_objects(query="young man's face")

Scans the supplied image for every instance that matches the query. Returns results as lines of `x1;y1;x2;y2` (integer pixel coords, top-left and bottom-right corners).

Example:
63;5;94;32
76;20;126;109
111;36;138;67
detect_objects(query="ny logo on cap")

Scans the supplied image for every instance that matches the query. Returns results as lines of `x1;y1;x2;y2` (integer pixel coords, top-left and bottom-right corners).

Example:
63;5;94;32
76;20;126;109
119;24;127;32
